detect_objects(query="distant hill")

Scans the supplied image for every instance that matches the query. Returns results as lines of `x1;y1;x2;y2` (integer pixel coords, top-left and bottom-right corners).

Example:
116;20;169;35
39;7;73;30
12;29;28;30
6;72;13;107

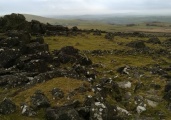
23;14;58;24
23;14;108;29
22;14;171;33
23;14;97;27
23;14;171;26
51;14;171;24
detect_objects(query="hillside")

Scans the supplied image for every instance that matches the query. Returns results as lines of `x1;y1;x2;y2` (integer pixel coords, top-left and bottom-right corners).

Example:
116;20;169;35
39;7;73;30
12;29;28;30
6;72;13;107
0;13;171;120
23;14;58;24
23;14;171;33
51;14;171;24
23;14;100;27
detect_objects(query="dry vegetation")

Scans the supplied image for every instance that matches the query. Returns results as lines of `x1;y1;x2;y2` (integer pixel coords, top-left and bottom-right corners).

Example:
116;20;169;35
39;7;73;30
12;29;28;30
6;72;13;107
1;14;171;119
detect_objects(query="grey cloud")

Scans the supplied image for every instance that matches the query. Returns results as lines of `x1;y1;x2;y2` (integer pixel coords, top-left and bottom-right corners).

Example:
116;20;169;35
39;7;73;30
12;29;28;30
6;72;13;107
0;0;171;15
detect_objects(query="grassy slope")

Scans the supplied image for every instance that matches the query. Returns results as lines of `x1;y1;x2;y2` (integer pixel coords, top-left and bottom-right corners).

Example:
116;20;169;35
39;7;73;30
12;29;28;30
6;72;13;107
1;32;171;119
44;33;171;119
0;77;93;120
1;14;171;119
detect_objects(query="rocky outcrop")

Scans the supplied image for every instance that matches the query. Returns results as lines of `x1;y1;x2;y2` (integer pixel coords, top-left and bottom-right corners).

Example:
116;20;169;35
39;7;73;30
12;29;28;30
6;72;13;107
30;90;50;109
147;37;161;44
93;29;101;36
0;29;94;88
46;106;84;120
127;40;146;49
0;98;16;114
51;88;64;100
105;32;114;40
20;103;36;116
0;13;171;119
0;14;79;35
0;13;27;30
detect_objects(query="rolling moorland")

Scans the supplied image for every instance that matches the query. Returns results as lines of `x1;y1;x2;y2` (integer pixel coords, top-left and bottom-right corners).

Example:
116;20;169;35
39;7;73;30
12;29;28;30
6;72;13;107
23;14;171;33
0;13;171;120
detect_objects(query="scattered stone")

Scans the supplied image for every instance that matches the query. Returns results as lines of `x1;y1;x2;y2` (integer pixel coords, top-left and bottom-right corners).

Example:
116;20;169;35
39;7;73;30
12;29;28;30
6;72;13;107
105;32;114;40
164;82;171;92
93;30;101;36
30;37;44;44
0;74;29;88
20;103;36;116
30;90;50;109
136;104;146;114
59;46;79;55
127;40;146;49
90;101;107;120
117;81;131;89
146;99;158;107
124;92;132;100
71;26;79;31
147;37;161;44
78;56;92;66
26;42;49;54
30;20;46;34
134;95;144;105
117;66;130;75
134;82;144;93
51;88;64;100
117;106;131;116
64;100;80;108
46;107;84;120
0;48;22;68
76;107;90;120
0;98;16;114
0;13;171;119
162;38;171;47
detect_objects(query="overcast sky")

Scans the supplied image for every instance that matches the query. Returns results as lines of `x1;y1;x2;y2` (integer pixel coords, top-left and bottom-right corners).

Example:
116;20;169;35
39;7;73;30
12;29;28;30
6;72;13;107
0;0;171;16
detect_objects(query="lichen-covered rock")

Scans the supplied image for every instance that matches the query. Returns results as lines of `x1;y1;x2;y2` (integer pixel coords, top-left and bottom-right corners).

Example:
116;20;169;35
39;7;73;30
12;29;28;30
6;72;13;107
90;101;107;120
46;107;84;120
0;98;16;114
116;66;130;75
78;56;92;66
51;88;64;100
30;20;46;34
20;103;36;116
60;46;79;56
30;90;50;109
117;81;132;89
58;52;77;64
0;48;22;68
0;74;29;88
26;42;49;54
0;37;20;47
30;37;44;44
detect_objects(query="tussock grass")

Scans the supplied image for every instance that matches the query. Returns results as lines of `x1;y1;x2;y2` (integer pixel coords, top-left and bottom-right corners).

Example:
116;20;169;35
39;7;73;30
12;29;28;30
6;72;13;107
13;77;93;106
44;34;133;51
